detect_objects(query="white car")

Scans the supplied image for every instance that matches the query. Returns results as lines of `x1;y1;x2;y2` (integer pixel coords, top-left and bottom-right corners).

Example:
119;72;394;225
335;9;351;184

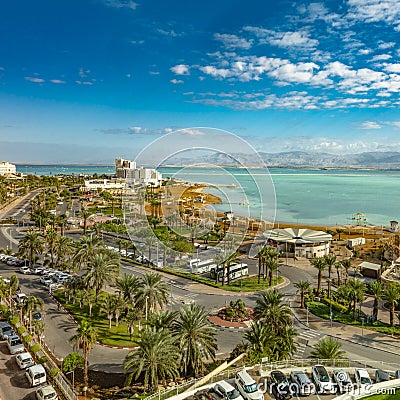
311;365;336;394
20;266;31;274
235;370;264;400
354;368;372;391
36;384;59;400
214;381;244;400
16;352;35;369
7;335;25;354
15;293;27;303
332;370;354;393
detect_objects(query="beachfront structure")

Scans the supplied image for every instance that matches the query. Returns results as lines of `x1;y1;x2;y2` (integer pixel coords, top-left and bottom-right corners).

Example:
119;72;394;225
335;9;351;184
0;161;16;176
347;237;366;247
115;157;162;187
82;179;126;192
264;228;332;259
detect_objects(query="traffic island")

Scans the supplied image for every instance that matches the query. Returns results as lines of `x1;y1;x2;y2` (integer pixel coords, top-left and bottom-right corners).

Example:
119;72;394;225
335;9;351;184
208;300;253;330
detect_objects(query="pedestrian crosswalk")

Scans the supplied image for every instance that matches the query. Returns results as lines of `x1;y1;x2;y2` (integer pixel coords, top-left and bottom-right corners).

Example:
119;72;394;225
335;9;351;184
293;329;322;358
168;293;199;306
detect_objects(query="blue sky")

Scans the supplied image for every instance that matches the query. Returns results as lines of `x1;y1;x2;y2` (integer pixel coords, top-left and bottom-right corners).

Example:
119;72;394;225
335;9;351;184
0;0;400;163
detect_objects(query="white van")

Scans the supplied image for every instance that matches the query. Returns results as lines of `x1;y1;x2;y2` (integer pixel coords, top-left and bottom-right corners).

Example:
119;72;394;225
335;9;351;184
235;370;264;400
25;364;47;387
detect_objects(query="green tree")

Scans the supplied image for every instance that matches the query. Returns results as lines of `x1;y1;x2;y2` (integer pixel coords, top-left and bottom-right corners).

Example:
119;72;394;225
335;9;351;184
73;234;104;270
84;250;121;301
146;310;178;331
310;258;326;297
323;254;337;279
69;320;97;387
19;229;45;267
136;273;169;317
348;278;366;320
253;289;293;334
173;304;217;377
341;259;352;285
124;327;180;390
22;295;44;331
101;294;117;329
369;281;384;321
311;336;346;360
45;228;59;267
80;209;92;235
62;352;84;387
294;280;311;309
115;274;140;303
384;283;400;326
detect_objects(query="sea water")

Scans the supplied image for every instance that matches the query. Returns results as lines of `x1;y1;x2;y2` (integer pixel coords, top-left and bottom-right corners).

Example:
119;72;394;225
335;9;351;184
16;164;400;226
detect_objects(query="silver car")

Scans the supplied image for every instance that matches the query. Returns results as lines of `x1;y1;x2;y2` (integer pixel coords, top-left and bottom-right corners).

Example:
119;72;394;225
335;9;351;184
290;371;315;396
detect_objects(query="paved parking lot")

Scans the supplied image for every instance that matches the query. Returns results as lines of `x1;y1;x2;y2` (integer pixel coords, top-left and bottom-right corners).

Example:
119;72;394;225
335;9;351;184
0;342;36;400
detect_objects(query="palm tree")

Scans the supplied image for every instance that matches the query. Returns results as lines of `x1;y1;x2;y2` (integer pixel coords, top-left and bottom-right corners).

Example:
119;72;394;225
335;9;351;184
80;209;92;235
84;251;121;301
369;281;384;320
69;320;98;387
384;283;400;326
136;273;169;316
310;258;326;297
115;274;140;304
294;280;311;309
334;262;342;285
341;259;352;285
267;259;279;286
19;229;45;267
45;228;59;267
124;327;180;390
23;295;44;331
73;234;104;270
146;310;178;331
8;274;19;310
323;254;336;279
101;294;117;329
244;321;272;361
253;289;293;334
54;236;74;270
311;336;346;360
173;303;217;377
348;278;366;320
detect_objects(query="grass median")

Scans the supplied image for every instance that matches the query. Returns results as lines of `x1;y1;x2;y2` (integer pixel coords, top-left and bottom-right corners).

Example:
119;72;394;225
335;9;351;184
53;290;138;348
306;301;400;337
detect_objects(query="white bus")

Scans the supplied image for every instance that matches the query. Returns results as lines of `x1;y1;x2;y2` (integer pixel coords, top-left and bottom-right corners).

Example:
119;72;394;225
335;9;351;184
210;263;248;283
189;259;217;274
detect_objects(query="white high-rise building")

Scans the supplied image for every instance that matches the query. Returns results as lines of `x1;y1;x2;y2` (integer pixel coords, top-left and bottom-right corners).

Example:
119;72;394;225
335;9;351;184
115;158;162;187
0;162;16;176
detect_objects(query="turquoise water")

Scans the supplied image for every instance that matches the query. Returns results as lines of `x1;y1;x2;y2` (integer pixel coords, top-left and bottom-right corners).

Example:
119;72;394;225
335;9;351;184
16;164;400;226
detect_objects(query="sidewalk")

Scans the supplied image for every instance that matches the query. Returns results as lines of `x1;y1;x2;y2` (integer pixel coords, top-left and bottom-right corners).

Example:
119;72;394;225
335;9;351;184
293;302;400;356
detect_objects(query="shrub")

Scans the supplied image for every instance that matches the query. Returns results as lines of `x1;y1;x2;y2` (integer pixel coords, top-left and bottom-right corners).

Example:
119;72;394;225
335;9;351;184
38;355;48;364
49;367;59;378
17;326;26;335
0;304;7;313
322;298;347;313
23;334;33;344
3;310;12;320
30;344;41;353
10;316;19;325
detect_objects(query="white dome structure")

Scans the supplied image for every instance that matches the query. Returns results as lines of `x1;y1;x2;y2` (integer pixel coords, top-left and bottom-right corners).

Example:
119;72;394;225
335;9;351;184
264;228;332;259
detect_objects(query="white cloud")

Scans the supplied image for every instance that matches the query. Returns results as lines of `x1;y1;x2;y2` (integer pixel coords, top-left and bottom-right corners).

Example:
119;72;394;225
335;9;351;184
170;79;183;84
25;77;45;83
170;64;190;75
358;48;372;55
214;33;253;50
358;121;382;129
389;122;400;128
199;66;231;79
378;41;396;49
157;29;182;37
384;63;400;73
104;0;138;10
370;54;392;62
49;79;65;84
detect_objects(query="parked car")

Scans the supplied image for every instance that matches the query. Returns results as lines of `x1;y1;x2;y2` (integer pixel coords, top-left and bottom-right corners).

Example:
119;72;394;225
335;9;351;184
0;322;15;340
15;293;27;303
395;370;400;379
214;381;244;400
26;364;47;387
35;384;59;400
19;266;31;274
332;370;354;393
311;365;336;394
6;335;25;354
375;369;390;383
194;389;222;400
269;370;292;400
40;276;53;286
16;352;35;369
235;369;264;400
290;371;316;396
354;368;372;390
32;267;45;275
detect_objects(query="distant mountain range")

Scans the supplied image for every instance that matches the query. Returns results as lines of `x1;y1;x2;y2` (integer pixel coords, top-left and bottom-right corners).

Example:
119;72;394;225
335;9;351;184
165;151;400;169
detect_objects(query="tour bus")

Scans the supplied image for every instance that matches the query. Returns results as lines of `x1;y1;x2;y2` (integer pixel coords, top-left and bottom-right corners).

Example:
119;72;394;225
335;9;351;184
210;263;249;283
189;259;217;275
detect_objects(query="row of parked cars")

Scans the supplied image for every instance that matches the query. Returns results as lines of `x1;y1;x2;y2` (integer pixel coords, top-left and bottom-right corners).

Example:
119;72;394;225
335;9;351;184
187;366;400;400
0;254;25;267
0;321;58;399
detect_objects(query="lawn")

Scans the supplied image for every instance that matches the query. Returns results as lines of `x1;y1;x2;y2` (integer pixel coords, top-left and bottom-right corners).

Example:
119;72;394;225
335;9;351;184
214;276;284;292
53;290;138;348
363;391;400;400
306;301;400;337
